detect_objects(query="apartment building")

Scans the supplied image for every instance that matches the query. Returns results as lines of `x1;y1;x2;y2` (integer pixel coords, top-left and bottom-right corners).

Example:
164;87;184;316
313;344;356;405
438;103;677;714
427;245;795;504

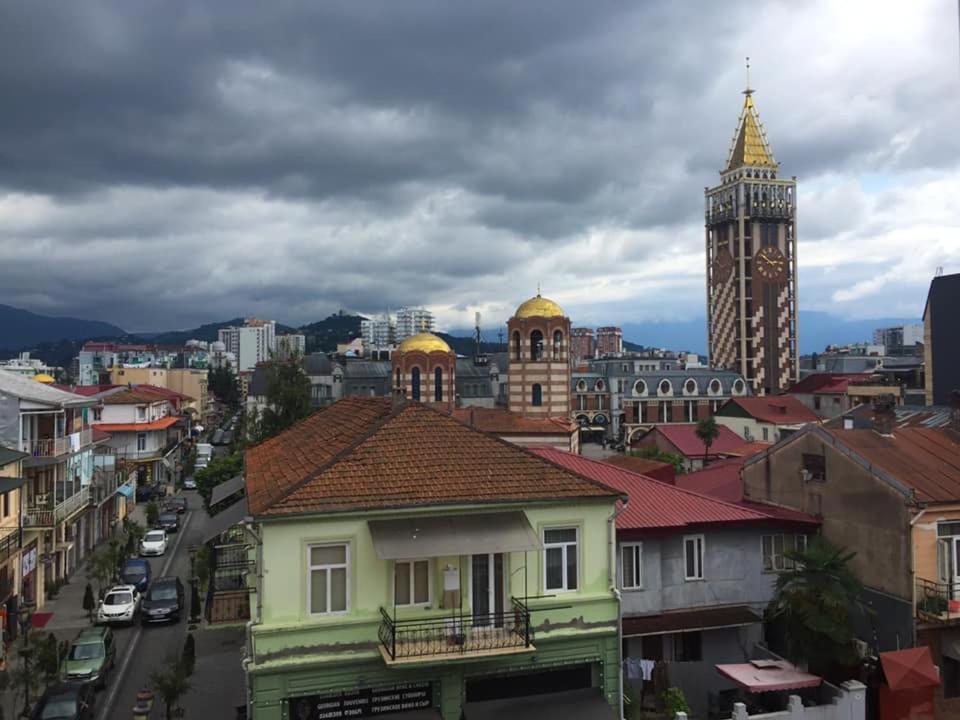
275;334;306;361
595;327;623;357
108;366;209;420
0;447;27;642
395;306;435;341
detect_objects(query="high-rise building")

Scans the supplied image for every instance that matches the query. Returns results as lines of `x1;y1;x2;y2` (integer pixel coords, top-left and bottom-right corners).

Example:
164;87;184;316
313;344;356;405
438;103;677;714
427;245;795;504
924;272;960;406
276;334;306;361
873;324;924;352
705;79;798;395
595;327;623;357
245;317;277;354
219;321;273;371
395;307;435;341
570;328;594;362
360;314;395;353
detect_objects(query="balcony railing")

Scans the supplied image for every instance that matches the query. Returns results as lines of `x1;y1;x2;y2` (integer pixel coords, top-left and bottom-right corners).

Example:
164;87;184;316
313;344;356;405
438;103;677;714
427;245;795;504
23;487;91;528
378;598;534;663
0;529;21;564
916;578;960;623
24;429;93;458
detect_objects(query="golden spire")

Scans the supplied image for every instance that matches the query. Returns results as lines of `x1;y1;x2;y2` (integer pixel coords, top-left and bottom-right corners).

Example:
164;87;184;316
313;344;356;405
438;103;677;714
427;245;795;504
724;57;776;172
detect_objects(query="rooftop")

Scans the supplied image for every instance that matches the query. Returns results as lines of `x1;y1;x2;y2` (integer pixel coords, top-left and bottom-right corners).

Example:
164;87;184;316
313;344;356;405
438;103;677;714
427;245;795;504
0;370;97;408
647;423;745;458
451;407;575;435
245;397;619;519
94;416;180;433
788;373;873;395
513;293;565;319
719;395;820;425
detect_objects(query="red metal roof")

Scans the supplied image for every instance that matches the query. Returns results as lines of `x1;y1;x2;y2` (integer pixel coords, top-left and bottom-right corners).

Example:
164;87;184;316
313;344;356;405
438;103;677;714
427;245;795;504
604;455;676;484
651;424;745;457
52;384;120;396
789;373;871;395
675;459;744;502
724;441;773;458
93;416;180;432
531;448;772;531
722;396;820;425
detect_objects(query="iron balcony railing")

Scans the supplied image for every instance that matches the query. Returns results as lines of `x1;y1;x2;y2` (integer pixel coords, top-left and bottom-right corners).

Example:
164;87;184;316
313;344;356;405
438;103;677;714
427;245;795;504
916;578;960;622
23;429;93;458
378;597;533;662
23;487;91;528
0;528;21;565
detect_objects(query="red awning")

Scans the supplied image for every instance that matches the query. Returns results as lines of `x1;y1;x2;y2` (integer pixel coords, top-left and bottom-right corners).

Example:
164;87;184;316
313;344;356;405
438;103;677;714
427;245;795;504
880;647;941;692
717;660;822;693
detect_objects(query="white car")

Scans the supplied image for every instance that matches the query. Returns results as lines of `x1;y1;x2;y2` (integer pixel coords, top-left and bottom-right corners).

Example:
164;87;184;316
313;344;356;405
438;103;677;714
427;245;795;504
97;585;141;625
140;529;168;557
183;477;197;490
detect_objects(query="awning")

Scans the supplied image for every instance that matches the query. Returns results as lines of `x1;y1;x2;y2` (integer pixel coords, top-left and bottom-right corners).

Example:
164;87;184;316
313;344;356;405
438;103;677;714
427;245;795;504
368;511;541;560
623;605;761;637
465;689;616;720
716;660;821;693
880;647;941;691
210;475;245;506
117;484;135;499
0;477;27;493
202;497;249;543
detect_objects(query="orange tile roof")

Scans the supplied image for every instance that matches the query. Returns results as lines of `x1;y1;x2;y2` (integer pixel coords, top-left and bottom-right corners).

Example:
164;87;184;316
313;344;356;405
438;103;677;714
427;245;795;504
245;397;619;518
101;388;171;405
450;408;576;434
94;416;180;432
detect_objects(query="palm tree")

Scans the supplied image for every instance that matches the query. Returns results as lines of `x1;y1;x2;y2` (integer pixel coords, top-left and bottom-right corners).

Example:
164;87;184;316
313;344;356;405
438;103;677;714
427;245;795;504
767;537;868;672
695;417;721;466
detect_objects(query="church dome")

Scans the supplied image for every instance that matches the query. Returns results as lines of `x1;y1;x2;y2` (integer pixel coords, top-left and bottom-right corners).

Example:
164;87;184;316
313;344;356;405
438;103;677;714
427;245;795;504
514;293;565;319
397;332;451;354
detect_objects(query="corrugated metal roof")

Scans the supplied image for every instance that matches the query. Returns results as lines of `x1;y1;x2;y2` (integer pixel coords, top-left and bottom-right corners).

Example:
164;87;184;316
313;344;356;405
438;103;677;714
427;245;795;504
721;396;820;425
651;424;745;457
0;370;97;408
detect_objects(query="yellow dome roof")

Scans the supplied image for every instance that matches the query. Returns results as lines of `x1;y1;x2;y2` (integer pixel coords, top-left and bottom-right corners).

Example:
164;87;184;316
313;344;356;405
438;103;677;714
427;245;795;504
398;332;452;354
34;373;56;384
514;293;565;319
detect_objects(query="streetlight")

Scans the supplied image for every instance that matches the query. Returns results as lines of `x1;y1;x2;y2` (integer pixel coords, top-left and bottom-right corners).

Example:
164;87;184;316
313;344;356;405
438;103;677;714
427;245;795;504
18;601;35;718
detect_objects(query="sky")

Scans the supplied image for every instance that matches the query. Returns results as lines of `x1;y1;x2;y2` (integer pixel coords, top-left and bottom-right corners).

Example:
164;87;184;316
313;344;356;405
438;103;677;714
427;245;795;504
0;0;957;334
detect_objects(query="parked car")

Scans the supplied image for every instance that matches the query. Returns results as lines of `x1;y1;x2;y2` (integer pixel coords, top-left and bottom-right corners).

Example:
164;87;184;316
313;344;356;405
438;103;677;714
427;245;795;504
158;512;180;533
183;477;197;490
61;626;115;689
135;483;162;503
139;529;168;557
141;576;185;625
120;558;151;593
96;585;141;626
31;681;96;719
164;497;188;514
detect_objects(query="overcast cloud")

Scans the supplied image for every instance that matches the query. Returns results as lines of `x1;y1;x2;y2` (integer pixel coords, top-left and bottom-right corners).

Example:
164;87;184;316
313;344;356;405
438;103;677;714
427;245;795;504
0;0;957;333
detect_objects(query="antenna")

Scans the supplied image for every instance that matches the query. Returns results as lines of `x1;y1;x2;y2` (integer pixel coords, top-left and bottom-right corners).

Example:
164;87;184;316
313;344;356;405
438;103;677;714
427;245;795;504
474;311;487;366
743;56;754;97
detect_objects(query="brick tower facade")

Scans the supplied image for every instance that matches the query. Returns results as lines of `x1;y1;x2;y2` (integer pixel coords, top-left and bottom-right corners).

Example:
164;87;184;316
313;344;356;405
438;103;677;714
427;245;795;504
392;332;456;413
507;293;572;418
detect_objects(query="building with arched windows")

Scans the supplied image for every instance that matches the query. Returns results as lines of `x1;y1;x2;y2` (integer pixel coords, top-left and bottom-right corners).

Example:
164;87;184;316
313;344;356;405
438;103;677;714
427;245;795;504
507;293;572;418
391;331;457;413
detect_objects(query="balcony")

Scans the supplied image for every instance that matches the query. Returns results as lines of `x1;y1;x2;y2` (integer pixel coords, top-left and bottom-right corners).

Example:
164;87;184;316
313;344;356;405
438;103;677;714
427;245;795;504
0;529;21;565
23;487;92;528
23;428;93;460
89;469;126;506
916;578;960;624
378;598;534;665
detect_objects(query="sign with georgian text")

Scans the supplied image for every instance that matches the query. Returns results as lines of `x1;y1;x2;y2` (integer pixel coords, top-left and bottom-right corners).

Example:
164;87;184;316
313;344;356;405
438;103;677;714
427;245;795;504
288;682;433;720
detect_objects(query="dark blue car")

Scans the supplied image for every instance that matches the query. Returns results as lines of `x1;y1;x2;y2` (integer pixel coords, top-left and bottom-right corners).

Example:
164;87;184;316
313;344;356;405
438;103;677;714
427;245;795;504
120;558;151;593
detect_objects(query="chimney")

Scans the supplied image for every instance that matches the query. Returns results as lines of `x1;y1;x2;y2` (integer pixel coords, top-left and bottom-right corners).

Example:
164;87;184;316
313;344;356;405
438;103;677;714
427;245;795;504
872;394;896;436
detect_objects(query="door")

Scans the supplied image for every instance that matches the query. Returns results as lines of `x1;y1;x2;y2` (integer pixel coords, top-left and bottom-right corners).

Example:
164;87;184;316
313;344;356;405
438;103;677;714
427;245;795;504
471;554;505;628
937;539;956;599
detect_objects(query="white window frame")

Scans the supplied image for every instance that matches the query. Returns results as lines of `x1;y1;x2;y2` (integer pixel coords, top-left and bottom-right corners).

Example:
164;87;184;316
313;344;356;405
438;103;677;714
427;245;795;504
307;542;350;616
136;405;146;421
762;534;808;572
393;558;432;607
544;527;579;593
683;534;705;581
136;433;147;452
620;542;643;590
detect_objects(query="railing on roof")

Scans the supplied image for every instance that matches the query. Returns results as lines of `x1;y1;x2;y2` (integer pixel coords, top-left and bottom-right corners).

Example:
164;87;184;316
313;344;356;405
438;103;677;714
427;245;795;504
378;598;533;663
916;578;960;623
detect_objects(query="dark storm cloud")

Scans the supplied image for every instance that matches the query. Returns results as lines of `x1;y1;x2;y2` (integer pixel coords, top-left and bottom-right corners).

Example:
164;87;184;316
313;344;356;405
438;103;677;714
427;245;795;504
0;0;956;331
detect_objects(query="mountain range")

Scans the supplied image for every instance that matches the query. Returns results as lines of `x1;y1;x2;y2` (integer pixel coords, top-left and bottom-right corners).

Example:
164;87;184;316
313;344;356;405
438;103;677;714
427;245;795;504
0;304;126;349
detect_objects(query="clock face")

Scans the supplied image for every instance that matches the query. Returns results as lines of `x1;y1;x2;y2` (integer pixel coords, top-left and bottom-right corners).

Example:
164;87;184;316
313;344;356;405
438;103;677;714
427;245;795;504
754;246;787;283
712;248;734;284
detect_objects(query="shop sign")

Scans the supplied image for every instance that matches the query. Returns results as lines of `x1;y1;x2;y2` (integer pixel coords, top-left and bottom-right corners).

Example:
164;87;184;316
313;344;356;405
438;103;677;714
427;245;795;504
21;547;37;577
289;682;432;720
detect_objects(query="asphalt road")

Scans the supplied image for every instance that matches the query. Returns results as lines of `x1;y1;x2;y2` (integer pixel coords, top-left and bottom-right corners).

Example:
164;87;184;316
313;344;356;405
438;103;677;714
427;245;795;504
97;491;209;720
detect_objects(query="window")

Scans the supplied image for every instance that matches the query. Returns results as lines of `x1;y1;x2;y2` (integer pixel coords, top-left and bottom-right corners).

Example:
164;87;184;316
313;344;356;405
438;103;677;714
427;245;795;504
136;406;146;421
308;544;348;615
802;453;826;482
685;400;696;422
512;331;521;361
762;427;769;441
411;367;421;402
394;559;430;606
93;408;102;421
530;330;544;361
683;535;704;580
733;379;745;394
434;367;443;402
762;534;808;572
659;380;671;396
2;492;8;518
634;380;646;395
595;379;605;391
709;379;721;394
532;384;543;407
576;380;586;392
553;330;563;360
684;379;697;394
814;396;821;411
136;433;147;452
671;631;702;662
620;543;642;590
544;528;578;592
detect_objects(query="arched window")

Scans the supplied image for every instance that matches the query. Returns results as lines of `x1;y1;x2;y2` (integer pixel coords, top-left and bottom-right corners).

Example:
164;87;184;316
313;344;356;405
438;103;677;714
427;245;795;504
659;379;672;396
553;330;563;360
512;331;521;361
530;330;544;361
532;384;543;407
434;367;443;402
576;380;586;392
634;380;647;395
411;367;421;402
595;379;605;392
709;379;721;394
684;379;697;395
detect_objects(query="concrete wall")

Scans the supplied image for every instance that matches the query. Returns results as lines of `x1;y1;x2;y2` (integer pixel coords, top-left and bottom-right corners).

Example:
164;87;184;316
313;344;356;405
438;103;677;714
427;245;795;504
688;682;866;720
715;415;781;443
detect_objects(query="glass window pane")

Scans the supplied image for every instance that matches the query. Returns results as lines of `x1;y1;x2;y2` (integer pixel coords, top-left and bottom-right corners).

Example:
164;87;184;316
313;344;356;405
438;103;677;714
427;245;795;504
413;561;429;604
310;569;327;614
566;546;578;590
546;547;563;589
545;528;576;544
330;568;347;612
621;547;634;588
685;540;696;578
395;562;411;605
311;545;346;566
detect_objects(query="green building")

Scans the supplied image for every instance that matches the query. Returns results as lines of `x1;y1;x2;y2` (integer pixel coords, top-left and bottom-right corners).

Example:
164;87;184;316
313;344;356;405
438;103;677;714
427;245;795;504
243;396;623;720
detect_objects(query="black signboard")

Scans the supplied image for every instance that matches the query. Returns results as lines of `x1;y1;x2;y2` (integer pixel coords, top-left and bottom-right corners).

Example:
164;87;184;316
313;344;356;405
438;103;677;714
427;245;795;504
289;682;433;720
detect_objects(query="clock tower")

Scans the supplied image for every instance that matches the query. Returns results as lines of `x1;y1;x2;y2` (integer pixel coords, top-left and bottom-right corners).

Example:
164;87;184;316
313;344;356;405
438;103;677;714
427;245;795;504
705;72;798;395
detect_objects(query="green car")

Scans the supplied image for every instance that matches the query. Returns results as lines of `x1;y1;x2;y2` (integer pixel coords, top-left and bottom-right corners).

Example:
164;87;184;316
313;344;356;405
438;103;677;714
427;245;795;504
61;626;116;689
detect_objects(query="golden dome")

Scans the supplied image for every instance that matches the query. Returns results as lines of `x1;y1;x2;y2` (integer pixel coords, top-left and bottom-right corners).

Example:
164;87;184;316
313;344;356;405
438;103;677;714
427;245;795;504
398;332;452;354
514;293;565;319
34;373;56;384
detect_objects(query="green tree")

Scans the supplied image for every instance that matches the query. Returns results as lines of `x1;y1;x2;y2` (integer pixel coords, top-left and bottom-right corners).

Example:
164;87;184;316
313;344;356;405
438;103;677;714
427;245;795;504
35;633;61;683
190;582;202;623
258;359;312;441
181;633;196;677
195;545;210;592
82;583;96;623
146;500;160;527
628;447;685;475
194;453;243;511
123;519;147;562
695;417;721;466
208;365;240;409
767;537;868;672
87;542;122;598
150;657;192;720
